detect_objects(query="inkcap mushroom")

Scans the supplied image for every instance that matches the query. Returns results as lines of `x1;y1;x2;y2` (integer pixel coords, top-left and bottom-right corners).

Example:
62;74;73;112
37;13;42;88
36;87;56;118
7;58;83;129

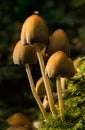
46;29;70;57
45;51;77;122
13;40;47;119
46;29;70;90
35;77;53;98
21;11;49;45
35;77;46;98
7;112;30;126
20;11;57;117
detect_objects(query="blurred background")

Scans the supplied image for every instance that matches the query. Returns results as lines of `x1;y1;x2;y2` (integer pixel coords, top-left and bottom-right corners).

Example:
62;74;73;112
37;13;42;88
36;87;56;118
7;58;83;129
0;0;85;129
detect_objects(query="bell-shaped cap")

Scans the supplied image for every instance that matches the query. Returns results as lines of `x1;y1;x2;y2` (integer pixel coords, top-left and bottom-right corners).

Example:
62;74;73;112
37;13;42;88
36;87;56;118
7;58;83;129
46;29;70;56
21;11;49;45
45;51;77;78
13;40;37;65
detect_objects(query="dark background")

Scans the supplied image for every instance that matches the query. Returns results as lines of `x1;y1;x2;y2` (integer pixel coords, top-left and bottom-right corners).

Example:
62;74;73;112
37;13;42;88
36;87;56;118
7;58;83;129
0;0;85;128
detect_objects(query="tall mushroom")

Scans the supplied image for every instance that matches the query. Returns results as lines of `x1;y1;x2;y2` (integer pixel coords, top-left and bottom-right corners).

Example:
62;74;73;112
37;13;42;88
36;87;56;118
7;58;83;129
13;40;47;119
46;29;70;90
20;11;57;117
21;11;49;45
45;51;77;122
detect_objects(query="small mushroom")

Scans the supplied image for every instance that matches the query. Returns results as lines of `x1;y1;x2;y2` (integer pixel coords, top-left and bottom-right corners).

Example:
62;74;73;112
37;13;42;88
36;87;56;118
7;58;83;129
20;11;57;117
35;77;46;98
45;51;77;122
46;29;70;56
35;77;57;111
13;40;47;119
7;112;31;127
35;77;53;98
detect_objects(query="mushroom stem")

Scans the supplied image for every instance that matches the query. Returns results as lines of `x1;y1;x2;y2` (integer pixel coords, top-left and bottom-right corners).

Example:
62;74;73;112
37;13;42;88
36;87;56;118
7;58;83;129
36;50;57;117
25;64;47;119
56;76;65;122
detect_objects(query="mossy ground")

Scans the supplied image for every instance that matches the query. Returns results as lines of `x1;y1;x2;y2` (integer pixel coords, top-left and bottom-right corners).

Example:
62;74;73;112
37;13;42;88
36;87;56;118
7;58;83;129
39;59;85;130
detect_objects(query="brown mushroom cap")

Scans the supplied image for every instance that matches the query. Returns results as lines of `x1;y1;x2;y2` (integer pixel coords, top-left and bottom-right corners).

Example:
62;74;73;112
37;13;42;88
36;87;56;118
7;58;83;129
35;77;53;97
45;51;77;78
7;112;30;126
46;29;70;56
21;11;49;45
35;77;46;97
13;40;37;64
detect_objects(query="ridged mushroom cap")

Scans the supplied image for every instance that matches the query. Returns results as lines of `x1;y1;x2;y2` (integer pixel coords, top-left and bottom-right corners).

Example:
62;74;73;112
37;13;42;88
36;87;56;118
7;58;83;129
13;40;37;64
21;11;49;45
45;51;77;78
46;29;70;56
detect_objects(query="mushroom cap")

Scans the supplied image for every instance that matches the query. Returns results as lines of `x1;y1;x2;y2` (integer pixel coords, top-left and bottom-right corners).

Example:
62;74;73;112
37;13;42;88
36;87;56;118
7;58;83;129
35;77;46;97
46;29;70;56
7;112;30;126
45;51;77;78
20;11;49;45
13;40;37;65
35;77;53;97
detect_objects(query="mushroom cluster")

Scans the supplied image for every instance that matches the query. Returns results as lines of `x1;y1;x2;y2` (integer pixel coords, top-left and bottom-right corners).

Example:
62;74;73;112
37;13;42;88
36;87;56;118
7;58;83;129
12;11;77;122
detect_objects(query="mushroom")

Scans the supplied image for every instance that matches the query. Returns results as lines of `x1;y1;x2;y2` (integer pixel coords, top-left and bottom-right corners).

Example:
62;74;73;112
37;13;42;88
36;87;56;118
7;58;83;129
46;29;70;56
21;11;49;45
7;112;30;127
35;77;46;98
13;40;47;119
35;77;58;111
35;77;53;98
45;51;77;122
46;29;70;90
20;11;57;117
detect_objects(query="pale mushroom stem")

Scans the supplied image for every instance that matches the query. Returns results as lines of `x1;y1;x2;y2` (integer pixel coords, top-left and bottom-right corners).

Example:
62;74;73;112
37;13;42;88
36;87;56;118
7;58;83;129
25;64;47;119
36;50;57;117
56;76;65;122
61;77;66;90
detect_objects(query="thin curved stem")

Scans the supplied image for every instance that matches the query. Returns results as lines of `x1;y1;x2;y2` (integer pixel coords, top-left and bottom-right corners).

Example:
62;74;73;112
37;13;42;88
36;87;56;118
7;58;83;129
25;64;47;119
36;51;57;117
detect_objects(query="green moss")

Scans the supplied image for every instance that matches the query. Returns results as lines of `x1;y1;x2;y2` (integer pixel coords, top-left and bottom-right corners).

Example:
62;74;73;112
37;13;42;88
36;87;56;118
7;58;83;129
39;60;85;130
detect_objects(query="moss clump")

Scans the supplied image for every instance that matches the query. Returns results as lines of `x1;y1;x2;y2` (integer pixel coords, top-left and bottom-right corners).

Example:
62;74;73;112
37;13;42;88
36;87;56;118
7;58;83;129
39;60;85;130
